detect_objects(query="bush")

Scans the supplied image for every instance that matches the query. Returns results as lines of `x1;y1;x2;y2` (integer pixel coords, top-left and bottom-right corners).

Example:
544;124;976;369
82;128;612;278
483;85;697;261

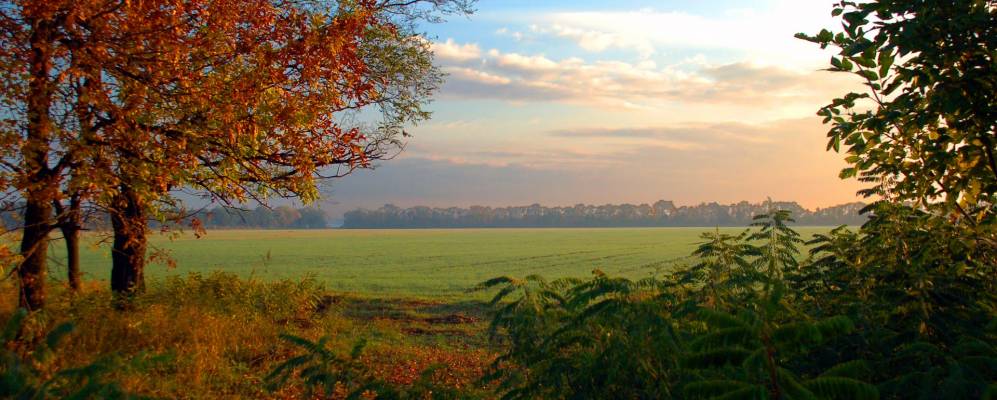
480;206;997;399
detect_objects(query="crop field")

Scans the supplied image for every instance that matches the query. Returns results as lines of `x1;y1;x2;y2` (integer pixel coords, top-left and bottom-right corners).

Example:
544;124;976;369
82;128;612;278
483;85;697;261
59;227;836;298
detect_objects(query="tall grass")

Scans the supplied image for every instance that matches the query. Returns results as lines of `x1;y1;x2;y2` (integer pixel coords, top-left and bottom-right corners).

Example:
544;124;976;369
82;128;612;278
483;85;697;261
1;272;484;398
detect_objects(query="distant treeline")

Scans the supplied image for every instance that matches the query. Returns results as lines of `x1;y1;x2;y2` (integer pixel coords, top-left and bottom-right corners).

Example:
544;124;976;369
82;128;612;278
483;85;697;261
192;206;329;229
1;205;330;230
342;201;868;228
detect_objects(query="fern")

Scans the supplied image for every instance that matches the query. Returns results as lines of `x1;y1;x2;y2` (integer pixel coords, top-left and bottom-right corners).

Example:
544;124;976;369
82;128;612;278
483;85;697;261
683;380;756;399
0;309;145;399
480;204;994;399
802;377;878;400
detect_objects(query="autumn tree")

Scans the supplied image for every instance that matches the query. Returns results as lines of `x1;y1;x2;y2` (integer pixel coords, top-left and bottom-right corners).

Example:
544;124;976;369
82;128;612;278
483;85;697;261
0;0;472;307
91;0;470;296
0;1;78;309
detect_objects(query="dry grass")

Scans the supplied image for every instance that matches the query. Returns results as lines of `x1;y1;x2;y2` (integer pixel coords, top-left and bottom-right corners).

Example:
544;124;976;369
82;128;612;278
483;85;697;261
1;273;495;399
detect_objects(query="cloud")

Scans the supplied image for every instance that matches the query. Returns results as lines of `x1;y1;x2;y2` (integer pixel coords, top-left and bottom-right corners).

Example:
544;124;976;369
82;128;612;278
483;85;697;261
534;24;656;59
432;40;859;110
495;27;524;41
319;116;866;216
318;157;587;216
431;39;481;62
548;122;776;145
445;67;511;85
530;5;834;68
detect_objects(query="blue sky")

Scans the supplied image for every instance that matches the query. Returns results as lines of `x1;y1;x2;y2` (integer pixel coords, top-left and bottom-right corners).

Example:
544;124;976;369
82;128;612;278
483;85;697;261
319;0;866;218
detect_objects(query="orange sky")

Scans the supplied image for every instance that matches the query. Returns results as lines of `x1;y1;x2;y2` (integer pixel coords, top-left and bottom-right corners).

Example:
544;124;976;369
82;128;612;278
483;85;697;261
318;0;869;216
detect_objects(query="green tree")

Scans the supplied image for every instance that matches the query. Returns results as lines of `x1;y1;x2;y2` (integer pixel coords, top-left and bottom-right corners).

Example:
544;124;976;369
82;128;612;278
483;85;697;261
795;0;997;223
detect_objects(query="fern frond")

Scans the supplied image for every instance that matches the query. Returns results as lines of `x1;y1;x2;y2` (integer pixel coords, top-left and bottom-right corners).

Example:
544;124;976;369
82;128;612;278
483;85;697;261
489;284;522;306
814;316;854;339
473;276;521;291
682;380;752;399
772;321;822;348
983;383;996;400
777;367;818;400
803;377;879;400
689;327;756;352
698;308;749;330
820;360;873;380
43;323;75;351
712;384;767;400
953;337;997;358
683;347;752;369
2;308;26;342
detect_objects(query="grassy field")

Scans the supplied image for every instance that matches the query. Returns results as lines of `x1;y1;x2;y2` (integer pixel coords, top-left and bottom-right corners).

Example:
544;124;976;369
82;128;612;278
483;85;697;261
56;227;836;298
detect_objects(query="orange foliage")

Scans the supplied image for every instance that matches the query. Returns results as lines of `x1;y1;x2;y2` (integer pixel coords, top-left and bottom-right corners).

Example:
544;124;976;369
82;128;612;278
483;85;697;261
1;0;446;304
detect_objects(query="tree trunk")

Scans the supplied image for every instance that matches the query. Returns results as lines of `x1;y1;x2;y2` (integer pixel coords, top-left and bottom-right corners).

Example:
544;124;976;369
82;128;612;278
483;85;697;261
63;226;81;291
58;196;83;292
110;186;147;296
19;199;51;310
18;16;56;311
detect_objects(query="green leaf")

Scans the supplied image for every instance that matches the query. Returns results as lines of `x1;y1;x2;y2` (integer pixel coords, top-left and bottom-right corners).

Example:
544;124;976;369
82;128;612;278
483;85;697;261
877;50;894;77
854;55;877;69
697;308;749;329
44;323;75;351
857;69;878;81
683;380;752;399
689;327;756;352
2;308;27;342
840;57;854;71
815;316;854;338
682;347;752;368
820;360;874;379
803;377;879;400
817;29;834;43
712;385;767;400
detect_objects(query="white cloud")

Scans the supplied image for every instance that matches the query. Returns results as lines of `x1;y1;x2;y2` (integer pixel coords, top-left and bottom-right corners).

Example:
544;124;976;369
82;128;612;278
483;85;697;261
525;4;834;69
431;39;482;62
444;67;511;86
432;40;860;111
495;27;524;41
536;24;656;59
487;49;560;71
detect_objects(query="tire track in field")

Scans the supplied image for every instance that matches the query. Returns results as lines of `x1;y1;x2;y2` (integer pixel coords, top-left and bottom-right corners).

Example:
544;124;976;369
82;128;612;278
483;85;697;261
399;248;641;282
381;242;690;285
612;255;695;276
362;251;602;284
401;249;605;274
475;250;696;281
484;249;651;277
463;249;603;267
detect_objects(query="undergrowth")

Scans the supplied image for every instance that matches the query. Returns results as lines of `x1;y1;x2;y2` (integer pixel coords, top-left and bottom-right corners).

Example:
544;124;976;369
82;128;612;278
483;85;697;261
0;272;493;399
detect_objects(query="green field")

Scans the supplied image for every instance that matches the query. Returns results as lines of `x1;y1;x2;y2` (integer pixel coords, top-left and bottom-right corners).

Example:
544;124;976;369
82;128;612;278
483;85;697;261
61;227;835;298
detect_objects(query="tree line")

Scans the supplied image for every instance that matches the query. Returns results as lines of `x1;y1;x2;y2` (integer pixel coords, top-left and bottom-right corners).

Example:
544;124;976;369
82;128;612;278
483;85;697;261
193;206;329;229
342;200;869;228
1;204;329;230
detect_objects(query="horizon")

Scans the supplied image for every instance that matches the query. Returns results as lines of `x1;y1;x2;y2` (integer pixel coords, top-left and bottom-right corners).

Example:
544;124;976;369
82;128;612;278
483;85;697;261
314;0;868;217
338;197;867;213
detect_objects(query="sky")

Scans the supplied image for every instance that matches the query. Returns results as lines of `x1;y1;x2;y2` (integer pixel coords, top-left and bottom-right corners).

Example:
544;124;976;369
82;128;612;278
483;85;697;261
319;0;868;219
